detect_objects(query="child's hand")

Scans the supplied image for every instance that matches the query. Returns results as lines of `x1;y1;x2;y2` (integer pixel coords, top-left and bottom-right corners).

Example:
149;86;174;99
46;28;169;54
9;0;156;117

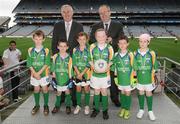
77;73;83;80
33;72;41;80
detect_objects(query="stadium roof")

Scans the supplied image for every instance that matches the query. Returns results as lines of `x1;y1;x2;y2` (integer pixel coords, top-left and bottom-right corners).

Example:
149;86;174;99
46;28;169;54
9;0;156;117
0;16;10;26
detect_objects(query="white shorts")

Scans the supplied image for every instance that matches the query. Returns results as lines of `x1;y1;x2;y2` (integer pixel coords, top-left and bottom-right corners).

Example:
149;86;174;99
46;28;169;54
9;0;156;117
75;80;90;87
136;83;155;91
90;76;111;89
117;85;134;91
57;85;68;92
30;76;49;87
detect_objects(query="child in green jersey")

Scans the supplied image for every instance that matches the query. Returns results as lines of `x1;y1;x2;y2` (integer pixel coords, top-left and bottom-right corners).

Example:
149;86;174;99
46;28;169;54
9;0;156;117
27;30;51;116
134;34;158;121
51;39;73;115
89;28;114;120
112;35;135;119
73;32;91;115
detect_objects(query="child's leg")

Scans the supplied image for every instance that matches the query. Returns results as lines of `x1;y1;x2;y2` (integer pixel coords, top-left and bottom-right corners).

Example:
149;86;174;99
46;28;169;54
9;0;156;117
120;90;126;109
138;90;145;110
101;88;108;112
65;89;72;107
55;91;62;107
42;85;49;107
84;85;90;106
124;91;131;110
76;86;82;106
146;91;153;111
33;86;40;107
94;89;101;111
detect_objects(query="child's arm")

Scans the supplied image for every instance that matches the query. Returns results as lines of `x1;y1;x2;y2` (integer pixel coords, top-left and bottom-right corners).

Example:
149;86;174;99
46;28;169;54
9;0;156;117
106;45;114;71
37;48;51;76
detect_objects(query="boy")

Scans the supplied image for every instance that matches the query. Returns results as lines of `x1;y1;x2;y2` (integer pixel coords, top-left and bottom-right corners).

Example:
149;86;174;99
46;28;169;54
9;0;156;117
134;33;158;121
73;32;91;115
51;39;73;115
89;28;114;120
112;35;135;119
27;30;50;115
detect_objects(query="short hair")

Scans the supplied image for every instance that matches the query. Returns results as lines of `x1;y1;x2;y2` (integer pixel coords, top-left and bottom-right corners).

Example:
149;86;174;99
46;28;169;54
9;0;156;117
76;32;89;40
118;35;129;43
57;39;69;46
61;4;73;13
99;4;111;11
33;30;45;39
9;40;16;45
139;33;151;42
95;28;107;36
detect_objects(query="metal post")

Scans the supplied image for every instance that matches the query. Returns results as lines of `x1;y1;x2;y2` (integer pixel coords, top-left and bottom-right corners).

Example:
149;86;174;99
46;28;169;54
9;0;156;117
161;59;166;94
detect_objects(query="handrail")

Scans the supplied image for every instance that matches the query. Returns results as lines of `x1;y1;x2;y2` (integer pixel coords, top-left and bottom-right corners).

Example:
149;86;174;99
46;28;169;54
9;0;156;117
0;60;27;73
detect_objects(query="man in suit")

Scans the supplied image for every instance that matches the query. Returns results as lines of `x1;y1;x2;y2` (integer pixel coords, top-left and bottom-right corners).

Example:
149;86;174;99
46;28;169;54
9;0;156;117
52;4;83;107
90;5;124;107
52;4;83;55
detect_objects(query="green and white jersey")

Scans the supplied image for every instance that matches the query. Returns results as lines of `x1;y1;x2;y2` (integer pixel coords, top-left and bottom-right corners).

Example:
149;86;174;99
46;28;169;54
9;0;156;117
89;43;114;78
134;49;158;84
112;50;134;86
27;47;50;77
72;46;91;80
51;53;73;86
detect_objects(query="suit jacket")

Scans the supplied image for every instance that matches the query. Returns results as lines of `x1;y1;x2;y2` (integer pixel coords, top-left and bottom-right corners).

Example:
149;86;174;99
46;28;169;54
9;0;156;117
52;20;83;55
90;20;124;52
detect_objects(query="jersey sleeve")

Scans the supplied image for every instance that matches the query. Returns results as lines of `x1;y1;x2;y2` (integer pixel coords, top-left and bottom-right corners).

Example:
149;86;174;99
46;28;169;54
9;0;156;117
86;49;91;68
150;51;159;71
110;53;117;72
133;51;138;71
27;48;33;68
108;45;114;63
2;50;8;59
50;54;56;72
45;48;51;66
68;57;74;78
72;48;77;67
89;44;95;62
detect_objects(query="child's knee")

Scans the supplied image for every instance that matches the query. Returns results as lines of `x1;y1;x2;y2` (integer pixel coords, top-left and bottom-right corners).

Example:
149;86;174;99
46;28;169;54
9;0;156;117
34;86;40;93
146;91;152;96
76;86;81;92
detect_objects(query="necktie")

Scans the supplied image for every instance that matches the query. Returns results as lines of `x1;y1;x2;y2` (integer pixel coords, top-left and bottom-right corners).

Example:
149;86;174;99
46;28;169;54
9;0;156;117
66;22;70;40
105;23;108;32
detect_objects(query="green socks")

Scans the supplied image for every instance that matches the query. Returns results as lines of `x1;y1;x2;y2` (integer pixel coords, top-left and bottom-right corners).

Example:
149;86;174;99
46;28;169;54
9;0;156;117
76;91;82;106
102;95;108;111
120;94;126;109
55;95;61;107
146;96;153;111
65;94;72;107
138;94;145;110
125;95;131;110
94;95;100;111
34;92;40;106
43;92;49;106
85;92;90;106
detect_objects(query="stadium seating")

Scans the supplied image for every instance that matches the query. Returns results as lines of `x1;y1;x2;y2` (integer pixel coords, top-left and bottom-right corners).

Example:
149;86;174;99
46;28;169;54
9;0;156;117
1;0;179;37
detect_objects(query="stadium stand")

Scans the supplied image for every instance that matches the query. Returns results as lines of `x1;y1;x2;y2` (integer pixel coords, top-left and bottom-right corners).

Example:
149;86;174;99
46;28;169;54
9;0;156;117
0;16;10;34
1;0;180;38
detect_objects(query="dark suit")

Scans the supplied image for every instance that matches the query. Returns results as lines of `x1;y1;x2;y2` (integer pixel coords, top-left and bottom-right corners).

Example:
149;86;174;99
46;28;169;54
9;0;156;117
52;20;83;106
52;20;83;55
90;20;124;106
90;20;124;53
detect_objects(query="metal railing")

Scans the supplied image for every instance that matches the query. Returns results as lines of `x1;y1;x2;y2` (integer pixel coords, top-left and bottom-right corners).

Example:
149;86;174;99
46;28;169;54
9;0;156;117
0;57;179;123
0;60;31;123
158;57;180;100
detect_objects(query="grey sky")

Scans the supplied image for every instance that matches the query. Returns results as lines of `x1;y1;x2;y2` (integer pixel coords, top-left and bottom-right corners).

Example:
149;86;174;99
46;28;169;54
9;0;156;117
0;0;20;27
